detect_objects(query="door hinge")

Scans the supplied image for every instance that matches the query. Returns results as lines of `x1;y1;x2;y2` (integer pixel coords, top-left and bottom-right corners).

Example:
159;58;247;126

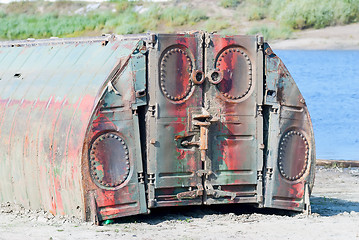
138;172;144;184
148;104;156;117
257;35;264;52
257;170;263;181
266;168;273;180
257;104;263;116
147;173;155;184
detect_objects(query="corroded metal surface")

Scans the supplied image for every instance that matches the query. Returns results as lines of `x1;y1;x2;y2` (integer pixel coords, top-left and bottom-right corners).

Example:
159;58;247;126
0;33;316;222
0;35;149;221
263;43;315;211
89;132;130;188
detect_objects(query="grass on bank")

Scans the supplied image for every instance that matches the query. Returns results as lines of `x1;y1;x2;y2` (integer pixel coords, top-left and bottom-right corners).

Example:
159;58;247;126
246;0;359;40
0;0;358;40
245;0;359;29
0;2;208;40
247;25;293;41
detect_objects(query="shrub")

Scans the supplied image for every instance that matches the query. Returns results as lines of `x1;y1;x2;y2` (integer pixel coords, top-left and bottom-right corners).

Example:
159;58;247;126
220;0;241;8
247;25;292;40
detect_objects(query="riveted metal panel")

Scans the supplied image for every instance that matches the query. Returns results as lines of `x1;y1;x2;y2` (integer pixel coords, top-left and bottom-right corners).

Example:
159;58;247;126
0;35;147;219
203;34;264;205
263;43;315;211
82;49;148;221
0;34;316;221
146;33;204;208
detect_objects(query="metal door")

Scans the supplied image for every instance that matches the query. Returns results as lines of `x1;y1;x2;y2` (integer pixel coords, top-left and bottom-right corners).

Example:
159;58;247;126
147;33;264;208
147;33;205;208
202;34;264;205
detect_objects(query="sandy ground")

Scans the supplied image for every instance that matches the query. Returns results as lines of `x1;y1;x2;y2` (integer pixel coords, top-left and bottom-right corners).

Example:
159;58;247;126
1;166;359;240
271;23;359;50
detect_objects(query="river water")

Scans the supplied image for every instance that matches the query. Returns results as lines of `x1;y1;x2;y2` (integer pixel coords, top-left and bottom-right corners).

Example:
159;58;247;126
275;50;359;160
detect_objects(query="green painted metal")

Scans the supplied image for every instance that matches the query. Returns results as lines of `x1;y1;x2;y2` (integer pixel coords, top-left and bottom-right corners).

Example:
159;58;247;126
0;35;148;219
262;43;315;211
147;33;204;208
0;33;316;222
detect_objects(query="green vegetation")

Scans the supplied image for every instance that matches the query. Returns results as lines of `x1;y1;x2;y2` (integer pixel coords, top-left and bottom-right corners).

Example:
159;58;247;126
205;18;231;33
245;0;359;29
276;0;359;29
220;0;241;8
247;25;292;40
0;0;358;40
0;1;207;40
1;13;109;40
245;0;359;40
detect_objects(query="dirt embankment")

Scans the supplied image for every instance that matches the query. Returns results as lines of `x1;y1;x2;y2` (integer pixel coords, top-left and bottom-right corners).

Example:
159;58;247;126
1;166;359;240
271;23;359;50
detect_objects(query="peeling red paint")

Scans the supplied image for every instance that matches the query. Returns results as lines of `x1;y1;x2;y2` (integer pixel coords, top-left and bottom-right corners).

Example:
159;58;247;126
0;33;315;222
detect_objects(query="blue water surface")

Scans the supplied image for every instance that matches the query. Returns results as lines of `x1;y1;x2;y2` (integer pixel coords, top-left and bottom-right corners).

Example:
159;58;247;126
275;50;359;160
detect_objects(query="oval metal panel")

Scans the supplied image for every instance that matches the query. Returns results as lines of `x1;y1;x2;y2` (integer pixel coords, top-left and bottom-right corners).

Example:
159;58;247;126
278;130;310;181
215;47;252;100
159;45;194;102
89;132;130;188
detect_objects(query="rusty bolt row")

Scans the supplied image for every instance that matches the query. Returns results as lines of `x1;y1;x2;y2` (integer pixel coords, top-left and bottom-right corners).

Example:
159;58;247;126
278;130;309;181
216;48;252;100
160;47;193;101
89;133;131;188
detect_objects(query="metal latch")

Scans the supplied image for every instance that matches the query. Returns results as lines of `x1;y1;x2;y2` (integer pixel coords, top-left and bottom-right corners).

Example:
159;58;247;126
205;182;236;201
177;184;204;200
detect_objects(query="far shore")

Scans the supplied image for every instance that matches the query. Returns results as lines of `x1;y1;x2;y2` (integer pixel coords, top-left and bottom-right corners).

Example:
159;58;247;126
270;23;359;50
